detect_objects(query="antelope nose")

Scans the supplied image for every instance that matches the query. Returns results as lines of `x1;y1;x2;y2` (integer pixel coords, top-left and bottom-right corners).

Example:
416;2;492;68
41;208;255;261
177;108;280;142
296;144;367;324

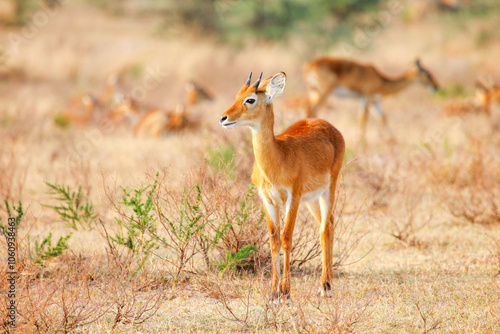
220;116;228;124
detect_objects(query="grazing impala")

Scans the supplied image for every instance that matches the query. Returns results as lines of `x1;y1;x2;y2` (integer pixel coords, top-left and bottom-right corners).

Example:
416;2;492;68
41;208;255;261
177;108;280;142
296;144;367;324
304;57;439;142
220;72;345;301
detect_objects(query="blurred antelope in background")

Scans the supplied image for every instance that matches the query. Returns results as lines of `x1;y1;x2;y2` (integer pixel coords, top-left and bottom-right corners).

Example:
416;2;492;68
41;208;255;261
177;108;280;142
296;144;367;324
442;80;499;117
304;57;439;142
58;94;99;127
133;81;213;137
220;72;345;302
57;73;132;128
476;80;500;109
185;81;214;108
103;95;140;127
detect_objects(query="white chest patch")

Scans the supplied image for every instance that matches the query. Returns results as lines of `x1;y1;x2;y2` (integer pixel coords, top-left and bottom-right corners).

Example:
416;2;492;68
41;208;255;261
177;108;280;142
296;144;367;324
259;187;289;226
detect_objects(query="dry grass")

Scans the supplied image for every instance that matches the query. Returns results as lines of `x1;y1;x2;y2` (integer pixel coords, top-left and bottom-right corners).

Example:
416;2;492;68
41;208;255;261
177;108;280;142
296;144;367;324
1;1;500;333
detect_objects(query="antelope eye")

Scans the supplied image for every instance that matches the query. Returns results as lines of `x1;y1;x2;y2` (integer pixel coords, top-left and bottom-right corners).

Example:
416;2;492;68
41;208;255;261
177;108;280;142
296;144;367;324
245;98;255;104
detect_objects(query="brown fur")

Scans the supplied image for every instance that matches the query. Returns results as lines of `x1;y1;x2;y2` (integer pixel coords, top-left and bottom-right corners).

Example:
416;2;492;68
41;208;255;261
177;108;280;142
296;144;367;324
104;96;140;126
59;94;97;127
220;72;345;301
133;105;193;137
442;101;489;117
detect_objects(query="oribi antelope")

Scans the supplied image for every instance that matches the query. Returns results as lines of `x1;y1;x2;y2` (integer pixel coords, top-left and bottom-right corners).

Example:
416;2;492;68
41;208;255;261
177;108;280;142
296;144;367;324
220;72;345;301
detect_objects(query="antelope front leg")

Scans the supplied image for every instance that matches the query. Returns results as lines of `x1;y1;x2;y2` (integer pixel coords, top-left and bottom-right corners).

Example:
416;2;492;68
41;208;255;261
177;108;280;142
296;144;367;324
306;85;332;118
281;193;300;301
373;101;395;143
263;200;281;301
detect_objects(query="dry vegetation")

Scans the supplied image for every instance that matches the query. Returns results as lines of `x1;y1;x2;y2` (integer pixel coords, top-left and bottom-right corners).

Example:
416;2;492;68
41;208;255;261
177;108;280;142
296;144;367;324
1;0;500;333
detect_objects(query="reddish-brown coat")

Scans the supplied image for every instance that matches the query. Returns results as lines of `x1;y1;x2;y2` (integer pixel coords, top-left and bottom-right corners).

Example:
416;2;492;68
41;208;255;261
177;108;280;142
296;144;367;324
221;72;345;301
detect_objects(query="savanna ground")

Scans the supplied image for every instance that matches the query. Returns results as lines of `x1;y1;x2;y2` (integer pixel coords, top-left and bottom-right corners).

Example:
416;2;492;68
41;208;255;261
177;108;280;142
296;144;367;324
1;0;500;332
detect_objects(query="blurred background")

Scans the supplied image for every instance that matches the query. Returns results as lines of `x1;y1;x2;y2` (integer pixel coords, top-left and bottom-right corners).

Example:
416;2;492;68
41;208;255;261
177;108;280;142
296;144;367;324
1;0;499;86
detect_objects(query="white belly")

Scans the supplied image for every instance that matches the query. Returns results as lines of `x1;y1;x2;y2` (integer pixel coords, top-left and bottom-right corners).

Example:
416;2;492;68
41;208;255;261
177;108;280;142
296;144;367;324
332;86;362;98
301;185;329;203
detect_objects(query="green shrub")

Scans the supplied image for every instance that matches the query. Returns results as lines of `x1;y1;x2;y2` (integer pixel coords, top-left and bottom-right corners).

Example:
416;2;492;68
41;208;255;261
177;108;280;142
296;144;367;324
110;180;159;276
159;184;209;280
0;200;23;241
45;182;96;230
1;200;72;266
29;232;72;265
218;244;258;276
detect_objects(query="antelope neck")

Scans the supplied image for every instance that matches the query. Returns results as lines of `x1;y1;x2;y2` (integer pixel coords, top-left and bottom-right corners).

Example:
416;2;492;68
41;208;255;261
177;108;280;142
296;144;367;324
379;68;417;95
251;104;282;179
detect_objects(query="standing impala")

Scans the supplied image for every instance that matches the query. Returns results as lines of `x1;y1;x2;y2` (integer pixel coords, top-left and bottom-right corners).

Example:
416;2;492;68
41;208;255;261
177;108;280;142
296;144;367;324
304;57;439;142
220;72;345;301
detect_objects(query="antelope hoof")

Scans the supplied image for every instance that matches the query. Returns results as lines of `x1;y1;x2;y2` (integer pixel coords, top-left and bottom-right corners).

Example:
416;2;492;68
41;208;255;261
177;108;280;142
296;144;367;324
318;282;333;298
270;292;282;305
270;293;291;305
280;293;291;305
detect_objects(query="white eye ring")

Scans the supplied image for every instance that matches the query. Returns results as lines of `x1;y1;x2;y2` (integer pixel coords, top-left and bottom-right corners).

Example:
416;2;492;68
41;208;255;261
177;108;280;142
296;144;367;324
244;98;256;105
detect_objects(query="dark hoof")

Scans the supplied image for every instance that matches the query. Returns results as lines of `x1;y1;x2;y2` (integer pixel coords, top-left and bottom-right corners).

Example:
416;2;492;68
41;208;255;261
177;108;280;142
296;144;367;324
318;282;333;298
270;292;291;305
270;292;280;302
280;293;291;305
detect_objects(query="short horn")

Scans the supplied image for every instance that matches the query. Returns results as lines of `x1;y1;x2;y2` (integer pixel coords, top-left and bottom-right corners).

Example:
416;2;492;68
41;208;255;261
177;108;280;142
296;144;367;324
415;58;422;70
254;72;263;88
246;72;252;86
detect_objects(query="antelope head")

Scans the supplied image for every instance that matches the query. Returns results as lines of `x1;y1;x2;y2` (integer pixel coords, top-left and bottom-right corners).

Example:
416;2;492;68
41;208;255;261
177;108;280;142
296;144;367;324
415;58;440;92
220;72;286;130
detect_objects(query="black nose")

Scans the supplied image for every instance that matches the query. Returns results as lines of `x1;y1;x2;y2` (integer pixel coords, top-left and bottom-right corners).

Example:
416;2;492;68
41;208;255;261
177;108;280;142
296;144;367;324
220;116;227;124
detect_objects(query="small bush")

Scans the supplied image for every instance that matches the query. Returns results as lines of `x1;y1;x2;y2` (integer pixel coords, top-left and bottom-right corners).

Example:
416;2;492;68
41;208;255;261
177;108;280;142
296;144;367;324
218;244;258;276
159;184;210;280
29;232;72;265
216;185;268;273
45;182;96;230
0;200;23;240
107;180;159;276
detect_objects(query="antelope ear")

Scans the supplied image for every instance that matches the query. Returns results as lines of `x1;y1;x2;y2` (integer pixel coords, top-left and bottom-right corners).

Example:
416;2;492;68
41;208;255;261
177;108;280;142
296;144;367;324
475;80;490;92
265;72;286;102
